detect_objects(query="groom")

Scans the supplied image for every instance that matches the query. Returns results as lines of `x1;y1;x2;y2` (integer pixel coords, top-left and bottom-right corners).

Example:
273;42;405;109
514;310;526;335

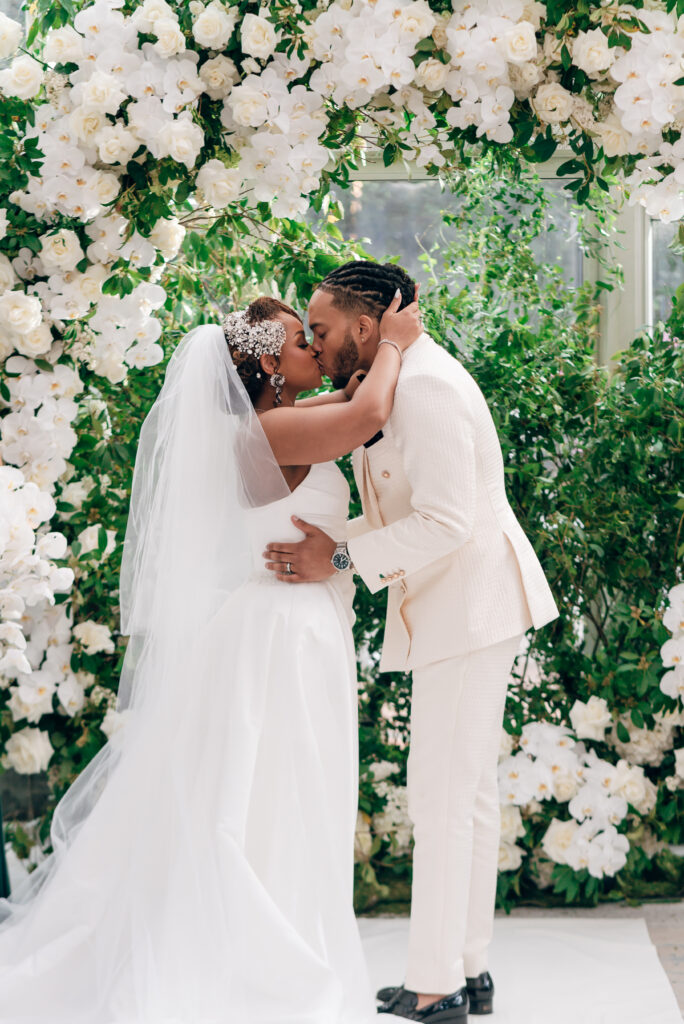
263;260;559;1022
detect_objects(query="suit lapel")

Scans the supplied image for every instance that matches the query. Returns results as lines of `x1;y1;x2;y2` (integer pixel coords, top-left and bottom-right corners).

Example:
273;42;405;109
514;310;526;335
357;446;384;529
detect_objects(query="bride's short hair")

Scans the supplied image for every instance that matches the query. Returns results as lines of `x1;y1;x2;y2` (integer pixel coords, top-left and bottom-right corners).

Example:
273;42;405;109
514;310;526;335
226;296;301;403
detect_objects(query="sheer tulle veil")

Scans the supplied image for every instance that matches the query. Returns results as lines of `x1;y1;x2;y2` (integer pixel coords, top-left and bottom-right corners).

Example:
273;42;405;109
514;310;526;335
0;321;290;928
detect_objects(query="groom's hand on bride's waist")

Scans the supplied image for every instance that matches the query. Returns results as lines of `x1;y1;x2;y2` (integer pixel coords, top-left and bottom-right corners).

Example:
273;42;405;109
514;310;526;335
263;516;337;583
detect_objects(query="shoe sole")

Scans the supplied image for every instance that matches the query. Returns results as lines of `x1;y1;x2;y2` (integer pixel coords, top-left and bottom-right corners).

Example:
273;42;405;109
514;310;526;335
376;988;492;1015
417;1008;469;1023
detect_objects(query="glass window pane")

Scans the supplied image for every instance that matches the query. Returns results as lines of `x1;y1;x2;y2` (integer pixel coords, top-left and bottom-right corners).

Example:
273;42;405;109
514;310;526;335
650;218;681;323
0;0;23;22
318;174;582;290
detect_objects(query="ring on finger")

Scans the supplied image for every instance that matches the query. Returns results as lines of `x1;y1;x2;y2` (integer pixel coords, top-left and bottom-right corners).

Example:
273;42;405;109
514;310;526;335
284;561;293;575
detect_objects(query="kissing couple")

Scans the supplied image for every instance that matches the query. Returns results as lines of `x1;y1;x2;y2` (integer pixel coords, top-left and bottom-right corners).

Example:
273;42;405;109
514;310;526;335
0;260;559;1023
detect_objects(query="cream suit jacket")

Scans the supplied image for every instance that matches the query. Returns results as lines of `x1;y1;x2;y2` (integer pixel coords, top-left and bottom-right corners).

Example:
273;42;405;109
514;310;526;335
345;332;560;673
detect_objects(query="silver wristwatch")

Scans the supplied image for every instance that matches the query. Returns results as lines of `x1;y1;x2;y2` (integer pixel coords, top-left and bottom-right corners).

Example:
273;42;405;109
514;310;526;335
331;541;353;572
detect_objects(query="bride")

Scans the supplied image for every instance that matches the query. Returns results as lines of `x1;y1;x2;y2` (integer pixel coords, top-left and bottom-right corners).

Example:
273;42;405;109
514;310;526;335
0;286;420;1022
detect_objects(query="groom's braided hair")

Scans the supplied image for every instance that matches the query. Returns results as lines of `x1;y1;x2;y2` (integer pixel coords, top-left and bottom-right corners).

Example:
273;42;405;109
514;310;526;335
317;260;416;319
226;296;300;404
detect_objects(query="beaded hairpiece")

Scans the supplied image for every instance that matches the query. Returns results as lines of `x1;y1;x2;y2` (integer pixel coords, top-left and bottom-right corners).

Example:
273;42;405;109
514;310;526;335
221;310;286;359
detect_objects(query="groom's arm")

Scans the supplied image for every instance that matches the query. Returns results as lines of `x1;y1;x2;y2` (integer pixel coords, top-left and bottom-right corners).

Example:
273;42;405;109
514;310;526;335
346;373;476;595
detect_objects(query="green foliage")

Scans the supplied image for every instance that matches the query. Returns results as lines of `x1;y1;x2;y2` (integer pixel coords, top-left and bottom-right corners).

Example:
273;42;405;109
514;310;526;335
2;68;682;904
351;155;684;910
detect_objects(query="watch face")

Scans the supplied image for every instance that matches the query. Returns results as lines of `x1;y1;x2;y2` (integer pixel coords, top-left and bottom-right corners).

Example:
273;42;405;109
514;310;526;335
332;551;351;571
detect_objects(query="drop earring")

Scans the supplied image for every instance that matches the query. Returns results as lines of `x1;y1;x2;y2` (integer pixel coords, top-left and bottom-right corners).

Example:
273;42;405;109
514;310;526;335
269;371;285;406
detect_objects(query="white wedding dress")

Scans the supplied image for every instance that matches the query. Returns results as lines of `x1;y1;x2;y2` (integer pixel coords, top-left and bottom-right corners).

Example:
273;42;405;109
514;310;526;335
0;459;378;1024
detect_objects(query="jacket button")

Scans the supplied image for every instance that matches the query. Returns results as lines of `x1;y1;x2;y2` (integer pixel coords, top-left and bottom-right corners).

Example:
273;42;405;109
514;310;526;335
381;470;390;478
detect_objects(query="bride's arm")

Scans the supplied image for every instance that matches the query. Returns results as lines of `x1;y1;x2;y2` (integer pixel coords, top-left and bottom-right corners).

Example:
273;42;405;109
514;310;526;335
295;390;347;407
294;371;366;408
258;296;420;466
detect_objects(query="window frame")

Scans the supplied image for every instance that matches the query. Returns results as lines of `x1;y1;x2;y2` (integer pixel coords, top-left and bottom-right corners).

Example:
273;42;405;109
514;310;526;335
347;147;655;366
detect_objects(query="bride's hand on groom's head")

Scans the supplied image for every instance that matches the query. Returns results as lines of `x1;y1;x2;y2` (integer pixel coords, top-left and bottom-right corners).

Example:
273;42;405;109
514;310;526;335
378;283;422;352
263;516;337;583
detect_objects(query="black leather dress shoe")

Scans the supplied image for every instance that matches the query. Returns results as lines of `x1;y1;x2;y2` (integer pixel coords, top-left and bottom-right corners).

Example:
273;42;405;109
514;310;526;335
377;985;468;1022
377;972;493;1015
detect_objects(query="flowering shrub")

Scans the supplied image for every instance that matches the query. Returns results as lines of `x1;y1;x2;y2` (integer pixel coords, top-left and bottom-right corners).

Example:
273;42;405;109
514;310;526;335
350;161;683;909
1;0;683;903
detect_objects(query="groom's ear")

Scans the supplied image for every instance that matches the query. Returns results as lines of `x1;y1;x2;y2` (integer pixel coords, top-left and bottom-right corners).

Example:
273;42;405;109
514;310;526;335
357;313;376;344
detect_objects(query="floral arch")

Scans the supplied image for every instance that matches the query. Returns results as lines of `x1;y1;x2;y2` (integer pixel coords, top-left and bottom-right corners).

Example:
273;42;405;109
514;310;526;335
0;0;683;893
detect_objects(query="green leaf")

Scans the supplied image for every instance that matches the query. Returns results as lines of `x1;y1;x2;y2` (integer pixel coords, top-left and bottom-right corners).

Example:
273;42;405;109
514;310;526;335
616;721;631;744
630;708;645;729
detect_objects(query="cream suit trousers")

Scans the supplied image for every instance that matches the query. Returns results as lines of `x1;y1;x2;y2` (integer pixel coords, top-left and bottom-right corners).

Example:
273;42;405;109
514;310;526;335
404;632;525;995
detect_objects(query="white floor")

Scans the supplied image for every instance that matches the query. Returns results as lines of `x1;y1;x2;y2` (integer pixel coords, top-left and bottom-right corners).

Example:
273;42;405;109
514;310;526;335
359;915;683;1024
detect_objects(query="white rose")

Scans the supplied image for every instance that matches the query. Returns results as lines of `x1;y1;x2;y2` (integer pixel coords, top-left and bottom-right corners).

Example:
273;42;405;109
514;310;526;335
199;54;238;99
542;33;563;63
0;208;7;241
500;804;526;844
618;764;657;815
502;21;538;63
569;695;612;741
43;25;84;65
13;323;53;358
240;12;278;60
0;54;44;100
148;217;186;260
226;81;269;127
368;760;400;783
39;228;84;273
153;16;187;58
69;105;107;145
498;841;524;871
73;620;115;655
541;817;579;864
59;477;94;514
395;0;436;45
75;523;116;559
196;159;242;207
0;290;42;336
572;27;614;76
99;706;132;751
193;1;238;50
157;117;205;169
96;123;140;165
131;0;175;32
87;169;122;205
0;12;22;60
432;12;450;50
522;1;546;31
552;771;580;802
75;70;126;114
595;113;629;158
532;81;574;123
3;726;53;774
675;747;684;779
0;252;16;292
415;57;450;92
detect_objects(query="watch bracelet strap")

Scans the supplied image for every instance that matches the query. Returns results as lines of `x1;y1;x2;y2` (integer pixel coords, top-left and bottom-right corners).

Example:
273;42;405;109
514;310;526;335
335;541;354;572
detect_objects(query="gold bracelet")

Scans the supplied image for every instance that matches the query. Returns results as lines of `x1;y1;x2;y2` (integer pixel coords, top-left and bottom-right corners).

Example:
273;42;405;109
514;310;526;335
378;338;403;360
